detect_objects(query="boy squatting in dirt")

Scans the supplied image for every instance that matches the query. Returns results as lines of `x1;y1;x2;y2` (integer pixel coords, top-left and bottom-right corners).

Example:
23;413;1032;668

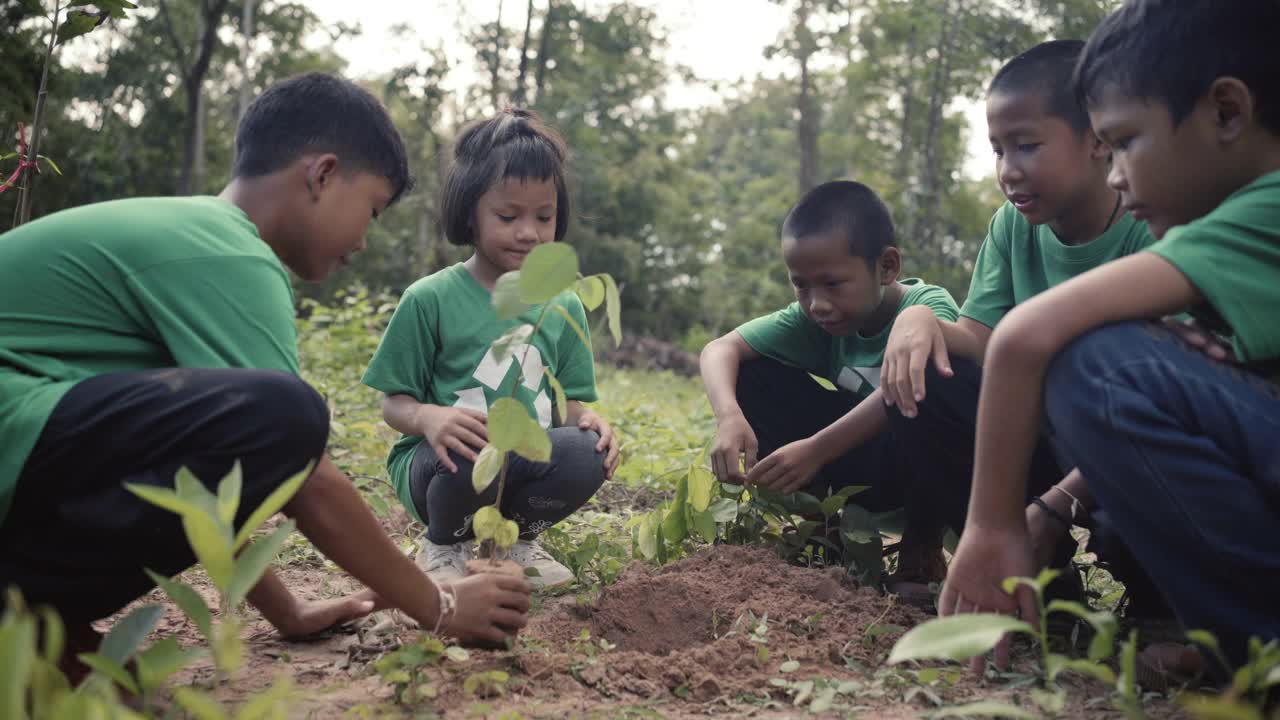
942;0;1280;681
699;180;959;598
0;73;532;682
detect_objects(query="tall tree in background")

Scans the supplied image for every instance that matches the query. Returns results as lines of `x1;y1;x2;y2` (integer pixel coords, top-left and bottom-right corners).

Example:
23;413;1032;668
158;0;231;195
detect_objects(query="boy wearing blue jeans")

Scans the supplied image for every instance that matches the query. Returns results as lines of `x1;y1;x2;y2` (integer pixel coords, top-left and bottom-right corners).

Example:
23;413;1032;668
943;0;1280;678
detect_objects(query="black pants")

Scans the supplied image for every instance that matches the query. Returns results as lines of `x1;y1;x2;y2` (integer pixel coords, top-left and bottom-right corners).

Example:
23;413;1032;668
410;427;607;545
735;358;906;512
0;368;329;623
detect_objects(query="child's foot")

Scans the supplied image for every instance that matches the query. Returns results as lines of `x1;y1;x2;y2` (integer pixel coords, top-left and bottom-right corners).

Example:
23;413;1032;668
415;538;473;584
509;539;573;588
1136;642;1207;691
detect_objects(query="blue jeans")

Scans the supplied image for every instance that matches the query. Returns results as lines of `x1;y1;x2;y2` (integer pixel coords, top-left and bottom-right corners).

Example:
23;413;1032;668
1045;322;1280;666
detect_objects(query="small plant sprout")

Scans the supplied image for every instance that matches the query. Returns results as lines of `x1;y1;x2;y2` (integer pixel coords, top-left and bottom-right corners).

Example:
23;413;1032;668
889;568;1122;717
468;243;621;563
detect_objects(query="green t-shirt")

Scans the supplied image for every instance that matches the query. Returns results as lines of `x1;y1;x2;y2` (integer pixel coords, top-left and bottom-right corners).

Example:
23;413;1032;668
0;196;299;522
362;262;599;521
735;279;959;399
962;202;1155;329
1147;170;1280;370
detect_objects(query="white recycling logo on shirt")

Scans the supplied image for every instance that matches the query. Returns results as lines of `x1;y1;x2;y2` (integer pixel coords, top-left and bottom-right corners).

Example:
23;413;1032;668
453;342;553;428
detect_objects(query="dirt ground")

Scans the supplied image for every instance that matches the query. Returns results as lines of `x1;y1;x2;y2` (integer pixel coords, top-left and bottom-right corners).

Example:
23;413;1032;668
107;539;1190;719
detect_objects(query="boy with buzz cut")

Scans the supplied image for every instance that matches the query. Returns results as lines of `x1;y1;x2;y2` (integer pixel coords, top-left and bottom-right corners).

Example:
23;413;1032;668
942;0;1280;679
0;73;531;679
700;180;958;588
877;40;1158;599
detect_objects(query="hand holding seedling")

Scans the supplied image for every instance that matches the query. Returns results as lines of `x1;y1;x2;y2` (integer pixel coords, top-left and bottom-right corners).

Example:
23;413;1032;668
440;569;533;645
938;523;1039;673
746;437;823;494
570;407;620;479
881;304;953;418
1163;316;1237;363
419;404;489;472
710;413;758;485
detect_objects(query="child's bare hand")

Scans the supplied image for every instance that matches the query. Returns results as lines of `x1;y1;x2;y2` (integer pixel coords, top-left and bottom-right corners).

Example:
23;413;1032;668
710;414;758;485
746;437;822;495
1163;317;1237;363
419;405;488;472
939;524;1039;674
576;410;620;479
882;305;953;418
441;573;532;646
277;589;387;639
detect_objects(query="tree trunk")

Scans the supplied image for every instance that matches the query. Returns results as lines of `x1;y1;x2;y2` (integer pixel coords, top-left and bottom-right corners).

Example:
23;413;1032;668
237;0;256;122
916;0;957;254
795;0;819;194
162;0;230;195
533;0;555;106
513;0;535;105
489;0;506;110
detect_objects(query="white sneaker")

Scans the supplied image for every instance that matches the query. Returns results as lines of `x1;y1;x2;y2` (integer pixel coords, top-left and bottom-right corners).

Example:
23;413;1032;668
415;538;472;584
508;539;573;588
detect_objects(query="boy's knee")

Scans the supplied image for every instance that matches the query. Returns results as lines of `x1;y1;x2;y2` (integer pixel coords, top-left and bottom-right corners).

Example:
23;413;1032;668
242;371;330;454
1044;323;1146;424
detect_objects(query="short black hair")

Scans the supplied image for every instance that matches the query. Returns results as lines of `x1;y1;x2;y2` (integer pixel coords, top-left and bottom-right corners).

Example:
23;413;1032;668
781;181;895;264
232;73;412;205
1075;0;1280;134
989;39;1090;134
442;109;570;246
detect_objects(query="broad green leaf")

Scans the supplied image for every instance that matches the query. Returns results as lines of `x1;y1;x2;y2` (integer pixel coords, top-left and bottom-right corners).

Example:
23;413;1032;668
601;274;622;347
473;506;505;542
227;521;296;607
691;510;717;542
927;701;1036;719
779;660;800;673
0;612;36;720
708;497;738;523
124;484;206;518
35;606;64;665
550;303;592;352
488;398;551;462
1052;657;1116;685
1002;568;1060;596
174;688;230;720
491;324;533;365
217;461;243;527
56;10;99;45
518;243;579;303
77;653;139;694
471;445;503;495
543;369;568;425
1186;629;1223;655
175;466;220;516
637;513;659;560
145;570;212;639
233;460;314;551
663;478;688;544
492;272;529;320
184;510;234;591
820;495;846;518
1047;599;1117;661
1178;694;1264;720
135;637;201;692
888;614;1034;664
445;646;471;663
575;276;606;310
1118;629;1139;704
688;466;714;513
494;519;519;549
100;604;165;664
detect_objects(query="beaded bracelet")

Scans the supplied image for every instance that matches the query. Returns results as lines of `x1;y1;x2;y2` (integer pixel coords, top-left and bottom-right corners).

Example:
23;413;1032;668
432;583;457;636
1031;496;1073;528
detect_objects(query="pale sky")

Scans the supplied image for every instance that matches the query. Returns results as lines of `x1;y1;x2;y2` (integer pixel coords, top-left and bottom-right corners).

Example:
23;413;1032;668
303;0;992;179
